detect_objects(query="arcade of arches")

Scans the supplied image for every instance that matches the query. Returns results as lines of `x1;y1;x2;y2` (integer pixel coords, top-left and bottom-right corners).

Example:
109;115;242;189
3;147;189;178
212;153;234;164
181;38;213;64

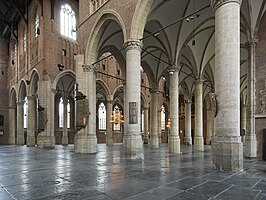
0;0;266;172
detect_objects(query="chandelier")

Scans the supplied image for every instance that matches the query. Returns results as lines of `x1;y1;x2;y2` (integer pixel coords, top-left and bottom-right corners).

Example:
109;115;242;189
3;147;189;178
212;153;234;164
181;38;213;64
166;118;171;128
110;109;124;124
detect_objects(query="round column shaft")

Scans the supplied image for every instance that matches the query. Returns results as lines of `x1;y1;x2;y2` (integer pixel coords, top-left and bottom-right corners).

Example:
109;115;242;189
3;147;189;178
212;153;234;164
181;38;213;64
62;97;68;146
169;67;180;153
123;40;143;154
9;106;16;144
27;96;36;146
150;89;159;148
17;101;24;145
212;0;243;171
185;100;192;145
106;96;113;146
194;80;204;151
143;107;149;144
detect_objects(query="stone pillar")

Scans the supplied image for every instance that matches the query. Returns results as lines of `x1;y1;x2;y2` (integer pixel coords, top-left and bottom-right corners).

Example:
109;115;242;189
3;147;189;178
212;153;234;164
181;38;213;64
169;66;180;153
150;89;159;148
158;109;162;143
106;95;113;146
143;107;149;144
16;101;24;145
194;79;204;151
241;104;246;145
74;62;97;153
27;96;36;146
123;40;143;154
245;40;257;158
122;82;127;145
37;81;55;149
211;0;243;171
8;106;16;144
184;100;192;145
62;97;68;146
206;107;213;145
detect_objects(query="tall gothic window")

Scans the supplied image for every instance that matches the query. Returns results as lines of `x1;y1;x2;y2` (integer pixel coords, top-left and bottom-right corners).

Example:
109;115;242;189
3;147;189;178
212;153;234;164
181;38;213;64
24;97;28;128
141;109;144;132
98;102;106;130
60;4;76;40
23;29;27;51
59;98;64;128
67;101;70;128
35;13;39;38
59;98;70;128
161;105;166;130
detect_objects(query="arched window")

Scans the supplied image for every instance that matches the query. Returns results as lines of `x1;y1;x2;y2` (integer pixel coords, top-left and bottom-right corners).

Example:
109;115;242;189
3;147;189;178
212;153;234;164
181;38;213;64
141;109;144;132
24;97;28;128
98;102;106;130
35;13;39;38
161;105;166;130
67;100;70;128
59;98;64;128
113;105;121;131
23;29;27;51
59;98;71;128
60;4;76;40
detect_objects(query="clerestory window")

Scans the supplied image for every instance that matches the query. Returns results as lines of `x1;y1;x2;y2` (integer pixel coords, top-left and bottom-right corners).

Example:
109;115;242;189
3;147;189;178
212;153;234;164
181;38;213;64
60;4;76;40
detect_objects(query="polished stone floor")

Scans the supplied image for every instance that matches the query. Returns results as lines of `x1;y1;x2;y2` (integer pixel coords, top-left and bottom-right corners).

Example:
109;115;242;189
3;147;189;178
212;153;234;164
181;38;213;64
0;144;265;200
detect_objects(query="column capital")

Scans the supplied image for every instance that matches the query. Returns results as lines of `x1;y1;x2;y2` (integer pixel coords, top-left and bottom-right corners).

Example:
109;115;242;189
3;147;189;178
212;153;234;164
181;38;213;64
185;99;192;104
82;64;96;73
247;38;259;48
124;40;143;52
168;64;180;74
211;0;242;11
107;95;113;103
27;96;35;101
143;107;149;111
194;79;204;85
17;101;24;106
9;105;16;109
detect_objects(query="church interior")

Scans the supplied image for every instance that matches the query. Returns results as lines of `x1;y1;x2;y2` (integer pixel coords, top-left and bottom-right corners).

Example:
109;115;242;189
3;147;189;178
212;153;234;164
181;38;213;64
0;0;266;199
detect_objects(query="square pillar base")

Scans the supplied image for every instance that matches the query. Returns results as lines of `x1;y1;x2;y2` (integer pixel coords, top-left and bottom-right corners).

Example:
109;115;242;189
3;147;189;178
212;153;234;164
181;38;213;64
212;141;243;171
74;134;97;154
124;134;143;155
37;134;55;149
169;135;180;153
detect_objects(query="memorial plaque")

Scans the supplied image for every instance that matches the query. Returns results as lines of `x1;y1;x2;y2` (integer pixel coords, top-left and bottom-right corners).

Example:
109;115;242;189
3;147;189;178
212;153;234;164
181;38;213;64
76;99;89;129
0;115;4;126
129;102;137;124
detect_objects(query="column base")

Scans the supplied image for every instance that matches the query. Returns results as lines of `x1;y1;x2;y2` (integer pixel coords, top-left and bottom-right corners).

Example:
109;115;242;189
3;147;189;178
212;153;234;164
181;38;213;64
244;134;257;158
169;135;180;153
17;135;25;145
184;137;192;146
124;134;143;155
194;136;204;151
27;134;36;147
37;134;55;149
212;141;243;171
106;138;113;146
143;136;149;144
149;135;159;148
74;134;97;153
8;136;16;145
62;136;68;146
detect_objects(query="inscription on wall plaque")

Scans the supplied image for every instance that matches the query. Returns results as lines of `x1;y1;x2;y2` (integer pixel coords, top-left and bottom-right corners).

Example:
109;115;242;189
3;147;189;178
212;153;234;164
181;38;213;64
0;115;4;126
129;102;137;124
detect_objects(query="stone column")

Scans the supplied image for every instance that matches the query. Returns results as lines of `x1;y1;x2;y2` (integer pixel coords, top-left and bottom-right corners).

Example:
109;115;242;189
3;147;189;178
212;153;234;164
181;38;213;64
74;63;97;153
106;95;113;146
122;82;127;145
241;103;247;145
62;97;68;146
16;101;24;145
169;66;180;153
245;40;257;158
150;89;159;148
158;109;162;143
27;96;36;146
8;105;16;144
211;0;243;171
206;107;213;145
37;81;56;149
143;107;149;144
123;40;143;154
194;79;204;151
184;100;192;145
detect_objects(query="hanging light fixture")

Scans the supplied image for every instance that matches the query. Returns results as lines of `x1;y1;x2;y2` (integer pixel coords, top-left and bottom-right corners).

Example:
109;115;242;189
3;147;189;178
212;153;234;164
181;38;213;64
110;109;124;124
